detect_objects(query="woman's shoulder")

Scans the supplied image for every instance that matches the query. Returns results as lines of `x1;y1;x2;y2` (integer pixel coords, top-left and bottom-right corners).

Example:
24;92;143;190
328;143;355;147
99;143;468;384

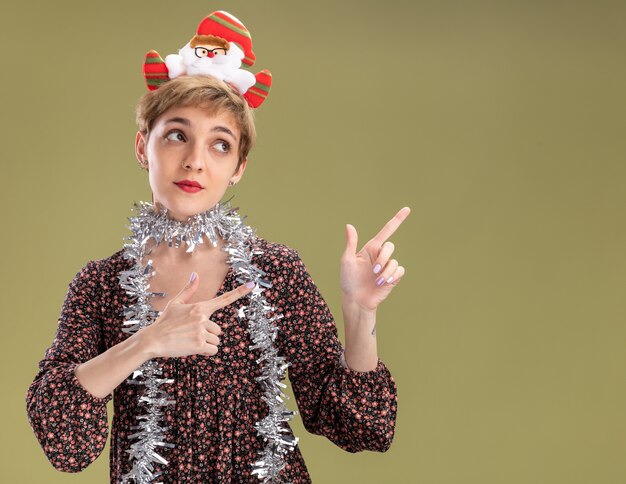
251;237;310;296
252;236;302;267
92;248;131;271
71;249;131;283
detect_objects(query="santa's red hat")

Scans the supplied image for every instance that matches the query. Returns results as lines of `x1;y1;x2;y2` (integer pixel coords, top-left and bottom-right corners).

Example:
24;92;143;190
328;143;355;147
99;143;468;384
193;11;256;67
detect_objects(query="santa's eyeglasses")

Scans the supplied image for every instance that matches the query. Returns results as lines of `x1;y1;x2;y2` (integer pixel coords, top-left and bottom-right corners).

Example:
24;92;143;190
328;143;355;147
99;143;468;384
194;47;228;58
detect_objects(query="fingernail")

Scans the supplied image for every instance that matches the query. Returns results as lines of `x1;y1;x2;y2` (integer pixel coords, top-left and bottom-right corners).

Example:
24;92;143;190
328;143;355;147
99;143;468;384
373;264;381;274
386;276;394;284
189;272;197;283
246;281;255;288
376;276;385;286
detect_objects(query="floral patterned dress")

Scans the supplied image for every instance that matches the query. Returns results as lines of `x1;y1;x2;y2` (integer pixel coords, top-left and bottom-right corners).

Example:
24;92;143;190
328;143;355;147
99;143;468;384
26;238;398;482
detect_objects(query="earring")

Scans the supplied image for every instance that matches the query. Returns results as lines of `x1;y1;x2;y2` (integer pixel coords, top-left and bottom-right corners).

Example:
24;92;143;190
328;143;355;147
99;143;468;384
228;180;236;187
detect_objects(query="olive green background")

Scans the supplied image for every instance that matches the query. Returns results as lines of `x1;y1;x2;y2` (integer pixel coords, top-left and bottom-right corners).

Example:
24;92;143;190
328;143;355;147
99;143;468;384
2;0;624;482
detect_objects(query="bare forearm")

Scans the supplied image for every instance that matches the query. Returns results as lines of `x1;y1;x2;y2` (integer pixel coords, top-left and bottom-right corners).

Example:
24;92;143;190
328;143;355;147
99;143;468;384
342;298;378;372
74;332;152;399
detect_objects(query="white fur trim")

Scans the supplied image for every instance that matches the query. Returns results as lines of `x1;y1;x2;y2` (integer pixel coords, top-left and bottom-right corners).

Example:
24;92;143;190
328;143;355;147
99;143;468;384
165;54;186;79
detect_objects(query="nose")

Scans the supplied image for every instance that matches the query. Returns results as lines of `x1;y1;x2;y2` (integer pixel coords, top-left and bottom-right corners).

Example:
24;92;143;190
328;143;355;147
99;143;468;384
182;142;205;171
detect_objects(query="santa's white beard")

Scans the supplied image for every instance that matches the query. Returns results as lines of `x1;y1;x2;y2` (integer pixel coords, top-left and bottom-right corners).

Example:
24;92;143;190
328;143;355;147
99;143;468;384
187;58;226;78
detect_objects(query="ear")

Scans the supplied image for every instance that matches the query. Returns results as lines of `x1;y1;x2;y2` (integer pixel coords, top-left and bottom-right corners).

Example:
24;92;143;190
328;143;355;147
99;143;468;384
135;131;148;169
231;158;248;184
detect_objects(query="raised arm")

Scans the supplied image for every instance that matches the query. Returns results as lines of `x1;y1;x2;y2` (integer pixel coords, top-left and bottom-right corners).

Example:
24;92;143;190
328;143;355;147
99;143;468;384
276;248;398;453
340;207;410;371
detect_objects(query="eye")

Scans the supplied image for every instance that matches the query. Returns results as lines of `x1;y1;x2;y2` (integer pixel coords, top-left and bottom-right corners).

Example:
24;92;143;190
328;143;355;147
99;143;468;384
165;130;186;142
213;140;231;153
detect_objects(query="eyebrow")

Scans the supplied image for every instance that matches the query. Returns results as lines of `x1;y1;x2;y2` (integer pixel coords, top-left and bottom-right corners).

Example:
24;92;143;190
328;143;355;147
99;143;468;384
163;116;191;126
163;117;238;140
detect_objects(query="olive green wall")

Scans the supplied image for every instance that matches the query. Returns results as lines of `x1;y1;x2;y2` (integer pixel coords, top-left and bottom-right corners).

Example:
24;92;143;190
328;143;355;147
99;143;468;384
2;0;625;482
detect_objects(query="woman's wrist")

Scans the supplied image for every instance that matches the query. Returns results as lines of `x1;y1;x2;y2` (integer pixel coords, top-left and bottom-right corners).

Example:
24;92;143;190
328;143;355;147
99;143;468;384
130;327;159;360
341;294;377;319
342;296;378;372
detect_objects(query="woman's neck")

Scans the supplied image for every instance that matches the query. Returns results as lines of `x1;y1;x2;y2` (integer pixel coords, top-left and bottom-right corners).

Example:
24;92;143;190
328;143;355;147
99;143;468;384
147;234;227;264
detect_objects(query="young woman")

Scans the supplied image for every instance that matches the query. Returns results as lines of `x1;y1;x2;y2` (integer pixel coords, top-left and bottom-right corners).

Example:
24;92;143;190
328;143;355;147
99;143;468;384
26;11;409;483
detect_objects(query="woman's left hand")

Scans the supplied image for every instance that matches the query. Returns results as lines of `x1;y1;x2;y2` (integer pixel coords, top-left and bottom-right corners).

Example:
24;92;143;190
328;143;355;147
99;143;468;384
340;207;411;312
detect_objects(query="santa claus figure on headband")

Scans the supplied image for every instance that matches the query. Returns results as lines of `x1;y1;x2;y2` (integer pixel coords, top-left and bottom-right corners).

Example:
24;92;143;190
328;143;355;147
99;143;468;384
165;33;256;94
143;10;272;108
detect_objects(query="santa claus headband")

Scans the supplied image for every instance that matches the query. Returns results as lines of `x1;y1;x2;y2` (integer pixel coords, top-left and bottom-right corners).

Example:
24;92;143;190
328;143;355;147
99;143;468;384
142;10;272;108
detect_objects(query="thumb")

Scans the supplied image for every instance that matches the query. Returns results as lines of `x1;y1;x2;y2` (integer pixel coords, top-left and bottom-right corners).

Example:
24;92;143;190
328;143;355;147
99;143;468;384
170;272;200;305
343;224;358;256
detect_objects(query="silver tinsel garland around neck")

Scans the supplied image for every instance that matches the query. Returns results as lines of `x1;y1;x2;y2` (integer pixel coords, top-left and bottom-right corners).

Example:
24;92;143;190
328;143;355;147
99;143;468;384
118;199;298;483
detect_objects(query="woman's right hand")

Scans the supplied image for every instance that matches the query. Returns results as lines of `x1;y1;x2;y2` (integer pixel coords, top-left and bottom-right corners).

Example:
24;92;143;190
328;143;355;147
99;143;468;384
139;273;255;359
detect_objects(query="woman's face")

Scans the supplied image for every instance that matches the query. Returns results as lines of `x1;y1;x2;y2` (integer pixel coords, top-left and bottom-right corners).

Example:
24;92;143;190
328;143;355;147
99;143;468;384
135;105;247;221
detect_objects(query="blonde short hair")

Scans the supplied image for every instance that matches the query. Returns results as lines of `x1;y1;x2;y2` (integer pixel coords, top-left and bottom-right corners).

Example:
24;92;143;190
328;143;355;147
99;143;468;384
135;75;256;168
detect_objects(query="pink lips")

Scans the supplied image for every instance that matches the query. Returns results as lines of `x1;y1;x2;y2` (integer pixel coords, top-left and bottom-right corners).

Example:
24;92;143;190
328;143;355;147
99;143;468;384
175;180;203;193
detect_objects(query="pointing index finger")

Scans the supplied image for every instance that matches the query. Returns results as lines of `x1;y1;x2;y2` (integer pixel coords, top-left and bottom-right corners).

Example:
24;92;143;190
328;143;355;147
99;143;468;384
369;207;411;246
201;282;255;312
